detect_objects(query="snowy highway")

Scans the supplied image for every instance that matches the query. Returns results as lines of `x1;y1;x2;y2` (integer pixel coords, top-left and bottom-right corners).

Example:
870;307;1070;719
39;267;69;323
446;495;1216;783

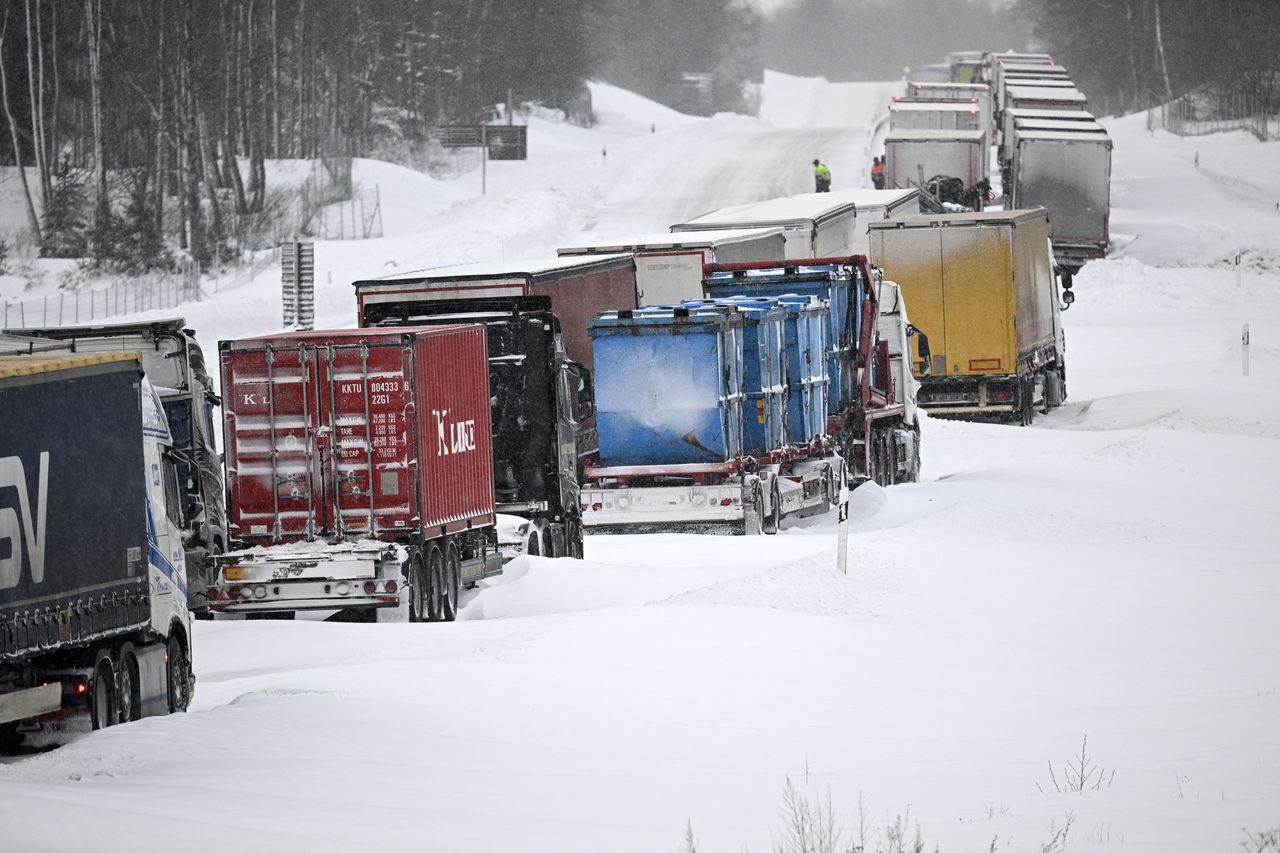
2;76;1279;853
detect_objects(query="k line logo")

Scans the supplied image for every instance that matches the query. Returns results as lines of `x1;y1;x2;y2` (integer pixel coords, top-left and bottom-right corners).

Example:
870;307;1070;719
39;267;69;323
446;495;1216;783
0;453;49;590
433;409;476;456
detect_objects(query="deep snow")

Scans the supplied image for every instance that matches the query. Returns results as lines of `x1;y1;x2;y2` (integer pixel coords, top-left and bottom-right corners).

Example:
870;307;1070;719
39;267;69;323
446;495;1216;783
1;79;1279;853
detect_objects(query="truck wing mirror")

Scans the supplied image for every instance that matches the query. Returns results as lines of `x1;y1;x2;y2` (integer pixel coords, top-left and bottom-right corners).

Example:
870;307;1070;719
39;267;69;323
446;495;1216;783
1061;289;1075;310
576;366;595;421
911;329;932;374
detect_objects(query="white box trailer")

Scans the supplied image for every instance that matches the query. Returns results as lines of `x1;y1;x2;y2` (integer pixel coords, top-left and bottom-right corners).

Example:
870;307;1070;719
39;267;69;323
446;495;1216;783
1011;129;1113;273
1004;85;1089;115
889;99;985;132
671;188;920;259
906;82;993;133
884;129;988;189
1001;107;1097;151
557;227;787;306
994;62;1071;106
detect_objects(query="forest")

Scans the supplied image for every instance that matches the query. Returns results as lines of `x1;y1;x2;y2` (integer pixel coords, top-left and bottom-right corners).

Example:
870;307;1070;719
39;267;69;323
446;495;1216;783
0;0;758;269
0;0;1275;272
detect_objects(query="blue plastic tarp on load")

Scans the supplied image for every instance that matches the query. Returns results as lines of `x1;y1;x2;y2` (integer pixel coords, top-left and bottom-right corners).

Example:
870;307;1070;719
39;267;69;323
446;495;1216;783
589;305;744;466
703;263;861;413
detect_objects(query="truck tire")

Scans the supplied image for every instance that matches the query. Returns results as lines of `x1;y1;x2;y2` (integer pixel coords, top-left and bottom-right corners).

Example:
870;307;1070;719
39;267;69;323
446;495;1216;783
565;516;584;559
762;479;781;535
91;659;117;730
426;544;446;623
409;554;429;623
117;647;142;724
441;541;461;622
166;635;192;714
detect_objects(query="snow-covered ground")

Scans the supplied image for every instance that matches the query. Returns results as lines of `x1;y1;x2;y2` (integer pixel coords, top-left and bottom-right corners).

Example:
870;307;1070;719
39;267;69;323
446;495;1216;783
1;80;1279;852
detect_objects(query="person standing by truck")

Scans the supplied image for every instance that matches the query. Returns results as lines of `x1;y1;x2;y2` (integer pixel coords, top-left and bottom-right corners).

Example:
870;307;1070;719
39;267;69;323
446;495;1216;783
871;156;886;189
813;159;832;192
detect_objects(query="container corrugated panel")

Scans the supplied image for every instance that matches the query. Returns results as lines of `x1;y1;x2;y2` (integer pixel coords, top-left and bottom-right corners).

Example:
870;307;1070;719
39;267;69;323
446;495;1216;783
703;264;859;414
589;306;744;466
773;296;830;443
703;297;787;455
220;326;494;545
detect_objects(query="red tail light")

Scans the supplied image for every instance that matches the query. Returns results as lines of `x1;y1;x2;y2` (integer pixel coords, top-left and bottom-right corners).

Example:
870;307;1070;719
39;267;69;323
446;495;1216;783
363;581;377;595
592;503;603;511
385;580;398;594
990;389;1014;402
206;587;221;601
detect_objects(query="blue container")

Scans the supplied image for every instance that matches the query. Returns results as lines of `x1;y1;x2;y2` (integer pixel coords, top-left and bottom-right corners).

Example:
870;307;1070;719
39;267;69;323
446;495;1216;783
589;304;745;466
773;295;830;443
700;297;787;455
704;264;862;413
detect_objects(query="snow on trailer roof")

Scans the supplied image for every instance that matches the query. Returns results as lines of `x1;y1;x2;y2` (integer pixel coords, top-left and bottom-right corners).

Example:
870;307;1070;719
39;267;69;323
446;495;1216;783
1015;129;1114;144
884;128;986;142
1013;119;1107;134
0;351;142;379
1005;86;1088;103
868;209;1049;229
1004;107;1097;121
224;326;479;346
910;82;990;91
890;100;982;112
361;254;634;284
557;227;786;254
999;62;1070;75
675;194;860;229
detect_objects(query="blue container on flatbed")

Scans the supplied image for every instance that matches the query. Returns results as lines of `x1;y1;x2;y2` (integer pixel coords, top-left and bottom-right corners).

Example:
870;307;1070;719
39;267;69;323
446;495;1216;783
589;304;745;467
701;297;786;455
704;263;861;413
773;295;829;443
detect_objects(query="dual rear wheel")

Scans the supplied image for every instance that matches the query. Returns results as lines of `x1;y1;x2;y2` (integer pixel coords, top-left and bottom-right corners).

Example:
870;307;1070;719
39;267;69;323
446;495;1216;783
409;540;461;624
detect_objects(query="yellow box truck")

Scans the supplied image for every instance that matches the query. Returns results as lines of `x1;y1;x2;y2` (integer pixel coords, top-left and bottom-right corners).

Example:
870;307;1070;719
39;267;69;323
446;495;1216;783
867;209;1067;424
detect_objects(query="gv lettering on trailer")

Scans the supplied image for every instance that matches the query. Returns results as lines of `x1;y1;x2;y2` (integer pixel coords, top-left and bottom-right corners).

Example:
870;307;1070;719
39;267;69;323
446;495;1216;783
433;410;477;456
0;453;49;590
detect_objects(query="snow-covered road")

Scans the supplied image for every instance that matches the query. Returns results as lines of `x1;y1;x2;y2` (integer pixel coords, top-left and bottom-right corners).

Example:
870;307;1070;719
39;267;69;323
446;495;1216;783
1;79;1278;853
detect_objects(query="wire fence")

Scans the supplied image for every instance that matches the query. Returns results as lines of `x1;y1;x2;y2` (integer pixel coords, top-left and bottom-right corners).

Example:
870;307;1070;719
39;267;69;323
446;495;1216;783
1150;90;1276;141
2;250;278;329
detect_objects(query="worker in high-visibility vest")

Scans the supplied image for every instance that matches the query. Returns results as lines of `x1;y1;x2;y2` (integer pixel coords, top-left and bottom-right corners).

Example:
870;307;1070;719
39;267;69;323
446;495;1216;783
813;159;832;193
870;156;886;189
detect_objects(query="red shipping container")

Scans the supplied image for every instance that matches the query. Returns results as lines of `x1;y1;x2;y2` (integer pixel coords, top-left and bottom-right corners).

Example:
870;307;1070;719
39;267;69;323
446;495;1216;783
220;325;494;546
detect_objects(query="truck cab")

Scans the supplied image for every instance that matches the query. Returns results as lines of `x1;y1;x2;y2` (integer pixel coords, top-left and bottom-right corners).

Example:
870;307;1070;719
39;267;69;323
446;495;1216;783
2;320;225;613
362;296;590;559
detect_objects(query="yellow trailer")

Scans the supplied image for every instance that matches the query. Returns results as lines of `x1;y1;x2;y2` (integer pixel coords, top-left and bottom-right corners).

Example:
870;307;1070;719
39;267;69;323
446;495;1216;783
867;209;1067;424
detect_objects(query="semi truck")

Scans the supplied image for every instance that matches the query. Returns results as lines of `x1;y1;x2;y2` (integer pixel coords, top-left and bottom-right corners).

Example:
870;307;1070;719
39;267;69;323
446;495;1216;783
889;99;985;133
581;299;844;535
702;257;924;486
868;209;1067;424
556;228;787;306
2;319;226;616
884;129;988;189
360;295;590;559
905;82;993;133
351;255;637;374
209;326;501;622
671;189;921;259
1010;128;1113;276
1;353;194;746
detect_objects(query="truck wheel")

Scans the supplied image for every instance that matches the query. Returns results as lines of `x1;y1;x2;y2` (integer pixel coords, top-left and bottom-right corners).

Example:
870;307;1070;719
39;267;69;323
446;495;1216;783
441;541;461;622
117;649;141;724
91;660;117;730
762;480;781;535
426;544;446;623
525;529;541;556
565;516;584;559
409;554;428;623
166;635;192;714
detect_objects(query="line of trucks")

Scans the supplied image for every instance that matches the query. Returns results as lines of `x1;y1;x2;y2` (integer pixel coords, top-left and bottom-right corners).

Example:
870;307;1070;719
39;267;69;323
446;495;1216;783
888;50;1113;286
1;125;1073;742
